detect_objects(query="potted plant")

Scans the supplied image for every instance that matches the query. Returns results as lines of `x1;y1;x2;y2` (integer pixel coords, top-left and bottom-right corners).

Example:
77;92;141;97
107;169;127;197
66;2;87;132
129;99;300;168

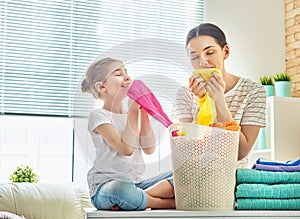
273;71;292;97
259;75;274;97
9;165;39;183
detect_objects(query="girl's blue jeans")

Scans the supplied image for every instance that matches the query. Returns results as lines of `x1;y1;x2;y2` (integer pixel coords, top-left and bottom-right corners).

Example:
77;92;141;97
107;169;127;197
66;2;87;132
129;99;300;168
91;171;173;210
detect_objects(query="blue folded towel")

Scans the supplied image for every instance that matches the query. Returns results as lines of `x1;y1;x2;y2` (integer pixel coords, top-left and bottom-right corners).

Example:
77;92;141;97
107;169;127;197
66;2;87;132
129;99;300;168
252;163;300;172
236;183;300;198
256;158;300;166
236;168;300;184
236;198;300;210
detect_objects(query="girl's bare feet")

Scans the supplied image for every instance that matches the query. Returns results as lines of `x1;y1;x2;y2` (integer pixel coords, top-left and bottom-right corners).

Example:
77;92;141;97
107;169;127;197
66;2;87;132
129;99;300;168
111;205;121;211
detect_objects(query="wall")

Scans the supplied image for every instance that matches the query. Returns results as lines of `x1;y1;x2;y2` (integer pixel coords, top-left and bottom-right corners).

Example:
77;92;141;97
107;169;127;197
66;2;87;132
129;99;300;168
204;0;286;82
285;0;300;97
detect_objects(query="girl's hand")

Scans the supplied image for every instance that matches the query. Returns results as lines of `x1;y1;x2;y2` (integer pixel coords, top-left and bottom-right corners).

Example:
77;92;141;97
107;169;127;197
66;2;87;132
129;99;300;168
128;98;140;112
189;74;206;98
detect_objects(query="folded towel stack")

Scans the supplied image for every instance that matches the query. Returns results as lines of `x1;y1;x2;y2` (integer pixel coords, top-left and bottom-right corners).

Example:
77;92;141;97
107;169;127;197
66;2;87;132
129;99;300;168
235;158;300;210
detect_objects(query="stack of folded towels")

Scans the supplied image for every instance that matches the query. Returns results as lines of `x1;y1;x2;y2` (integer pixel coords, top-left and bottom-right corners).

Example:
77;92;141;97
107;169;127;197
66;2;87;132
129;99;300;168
235;158;300;210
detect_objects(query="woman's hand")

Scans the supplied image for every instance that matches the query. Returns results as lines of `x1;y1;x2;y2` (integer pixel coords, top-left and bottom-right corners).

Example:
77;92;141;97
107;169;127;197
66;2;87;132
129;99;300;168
189;74;206;98
205;72;226;103
206;72;233;123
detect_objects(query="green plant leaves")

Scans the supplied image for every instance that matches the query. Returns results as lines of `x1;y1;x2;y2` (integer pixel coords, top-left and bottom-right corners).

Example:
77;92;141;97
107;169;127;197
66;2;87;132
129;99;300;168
9;165;38;183
260;71;292;85
273;71;292;82
259;76;274;85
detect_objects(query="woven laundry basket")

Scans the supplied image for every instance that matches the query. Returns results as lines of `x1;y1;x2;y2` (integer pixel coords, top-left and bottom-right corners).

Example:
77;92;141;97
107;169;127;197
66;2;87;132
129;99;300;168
170;123;239;210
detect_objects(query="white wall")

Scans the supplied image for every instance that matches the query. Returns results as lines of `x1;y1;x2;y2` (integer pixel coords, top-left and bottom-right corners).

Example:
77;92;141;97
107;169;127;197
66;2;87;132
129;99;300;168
73;1;287;188
204;0;286;82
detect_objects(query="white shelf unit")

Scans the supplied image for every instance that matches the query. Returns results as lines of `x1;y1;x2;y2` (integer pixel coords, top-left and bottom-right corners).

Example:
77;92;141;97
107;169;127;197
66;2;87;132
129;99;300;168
267;96;300;162
249;96;300;164
85;208;300;218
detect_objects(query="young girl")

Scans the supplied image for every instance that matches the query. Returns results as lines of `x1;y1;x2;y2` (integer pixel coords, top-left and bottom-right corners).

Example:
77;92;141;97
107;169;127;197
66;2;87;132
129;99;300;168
81;57;175;210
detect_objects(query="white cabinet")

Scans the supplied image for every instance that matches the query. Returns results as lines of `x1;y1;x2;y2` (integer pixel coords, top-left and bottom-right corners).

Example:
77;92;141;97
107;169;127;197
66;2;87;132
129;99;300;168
249;96;300;165
267;96;300;162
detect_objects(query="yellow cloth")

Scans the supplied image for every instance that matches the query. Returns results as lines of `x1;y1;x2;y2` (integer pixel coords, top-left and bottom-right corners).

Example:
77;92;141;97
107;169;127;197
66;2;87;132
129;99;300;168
192;68;222;126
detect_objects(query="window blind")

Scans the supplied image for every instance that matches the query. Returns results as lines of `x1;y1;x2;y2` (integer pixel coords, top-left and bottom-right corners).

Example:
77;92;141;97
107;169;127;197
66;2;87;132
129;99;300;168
0;0;204;117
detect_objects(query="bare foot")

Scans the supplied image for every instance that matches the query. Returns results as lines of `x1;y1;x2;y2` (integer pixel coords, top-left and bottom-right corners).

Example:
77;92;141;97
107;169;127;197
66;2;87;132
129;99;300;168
111;205;121;211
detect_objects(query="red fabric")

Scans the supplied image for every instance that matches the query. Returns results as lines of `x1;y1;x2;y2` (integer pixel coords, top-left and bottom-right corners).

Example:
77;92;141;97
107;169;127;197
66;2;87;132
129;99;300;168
127;80;173;128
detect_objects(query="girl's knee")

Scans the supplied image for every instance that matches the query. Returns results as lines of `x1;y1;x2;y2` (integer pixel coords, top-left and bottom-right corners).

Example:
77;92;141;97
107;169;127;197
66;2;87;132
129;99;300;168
106;180;133;195
97;180;147;210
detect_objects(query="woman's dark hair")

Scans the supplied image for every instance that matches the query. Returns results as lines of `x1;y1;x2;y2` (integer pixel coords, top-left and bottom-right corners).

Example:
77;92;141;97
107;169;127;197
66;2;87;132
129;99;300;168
186;23;227;48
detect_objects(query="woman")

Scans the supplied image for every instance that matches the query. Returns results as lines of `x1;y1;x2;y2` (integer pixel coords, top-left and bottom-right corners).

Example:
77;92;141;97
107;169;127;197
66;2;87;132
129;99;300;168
173;23;266;167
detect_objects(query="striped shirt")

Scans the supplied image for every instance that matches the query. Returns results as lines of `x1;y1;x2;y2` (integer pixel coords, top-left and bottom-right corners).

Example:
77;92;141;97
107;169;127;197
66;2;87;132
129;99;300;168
172;77;266;167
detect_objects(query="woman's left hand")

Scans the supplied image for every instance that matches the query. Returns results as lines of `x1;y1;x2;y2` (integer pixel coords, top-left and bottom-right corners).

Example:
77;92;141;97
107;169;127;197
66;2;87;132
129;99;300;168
205;72;226;103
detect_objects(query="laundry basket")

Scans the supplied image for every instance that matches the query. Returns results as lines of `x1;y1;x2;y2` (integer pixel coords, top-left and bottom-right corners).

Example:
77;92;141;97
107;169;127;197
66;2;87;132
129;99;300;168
170;123;239;210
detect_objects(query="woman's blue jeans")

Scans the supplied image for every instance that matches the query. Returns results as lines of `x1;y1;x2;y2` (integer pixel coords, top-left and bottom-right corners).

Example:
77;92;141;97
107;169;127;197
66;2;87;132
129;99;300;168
91;171;173;210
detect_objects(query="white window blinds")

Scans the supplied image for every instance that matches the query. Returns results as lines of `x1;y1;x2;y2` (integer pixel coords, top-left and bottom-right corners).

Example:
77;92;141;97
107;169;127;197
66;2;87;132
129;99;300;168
0;0;204;117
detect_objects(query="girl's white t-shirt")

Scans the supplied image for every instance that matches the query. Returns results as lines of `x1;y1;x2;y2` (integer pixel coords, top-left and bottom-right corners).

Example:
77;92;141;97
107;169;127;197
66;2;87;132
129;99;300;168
87;108;145;197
